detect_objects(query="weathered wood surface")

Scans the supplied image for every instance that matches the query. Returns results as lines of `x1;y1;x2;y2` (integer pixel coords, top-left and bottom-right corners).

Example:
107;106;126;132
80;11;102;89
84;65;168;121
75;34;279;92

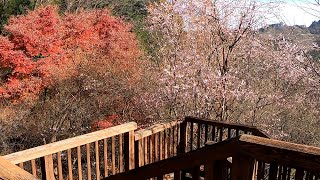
3;122;137;164
0;156;39;180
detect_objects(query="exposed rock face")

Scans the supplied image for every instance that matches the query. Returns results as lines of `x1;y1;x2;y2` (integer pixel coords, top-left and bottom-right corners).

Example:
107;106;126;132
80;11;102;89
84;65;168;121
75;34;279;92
309;20;320;35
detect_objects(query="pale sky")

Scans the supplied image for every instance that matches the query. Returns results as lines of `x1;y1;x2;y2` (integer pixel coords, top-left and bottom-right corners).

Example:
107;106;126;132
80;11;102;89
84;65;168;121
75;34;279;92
269;0;319;26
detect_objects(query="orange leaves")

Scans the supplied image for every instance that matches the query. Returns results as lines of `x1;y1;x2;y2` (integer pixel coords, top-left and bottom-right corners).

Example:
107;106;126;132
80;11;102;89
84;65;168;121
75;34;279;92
91;114;119;131
0;5;141;102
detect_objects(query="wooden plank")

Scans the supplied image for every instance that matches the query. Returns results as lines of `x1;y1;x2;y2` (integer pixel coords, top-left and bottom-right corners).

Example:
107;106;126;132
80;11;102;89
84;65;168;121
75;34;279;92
119;134;123;172
0;156;38;180
86;143;92;180
30;159;37;177
4;122;137;164
95;141;100;180
67;149;73;180
111;136;116;174
77;146;83;180
103;139;108;177
57;151;63;180
124;130;135;171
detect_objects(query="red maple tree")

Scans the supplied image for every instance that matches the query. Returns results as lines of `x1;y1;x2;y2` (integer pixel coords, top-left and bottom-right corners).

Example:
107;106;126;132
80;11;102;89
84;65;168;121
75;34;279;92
0;6;141;101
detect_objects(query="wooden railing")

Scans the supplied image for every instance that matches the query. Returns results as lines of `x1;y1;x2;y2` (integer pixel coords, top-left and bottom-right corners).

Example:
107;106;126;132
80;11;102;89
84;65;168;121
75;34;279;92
181;116;269;153
0;156;39;180
3;116;319;180
105;134;320;180
3;122;137;180
134;121;181;168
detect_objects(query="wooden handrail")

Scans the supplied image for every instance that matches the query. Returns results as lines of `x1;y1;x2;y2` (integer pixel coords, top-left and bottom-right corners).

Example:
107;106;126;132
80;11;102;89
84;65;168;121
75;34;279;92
105;138;238;179
239;135;320;172
135;120;181;140
0;156;39;180
105;134;320;179
185;116;269;138
4;122;137;164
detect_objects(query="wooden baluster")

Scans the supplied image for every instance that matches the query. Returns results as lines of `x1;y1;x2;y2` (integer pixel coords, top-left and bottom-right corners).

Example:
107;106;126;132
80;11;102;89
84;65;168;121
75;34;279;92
134;140;140;168
227;128;231;139
159;131;163;161
197;124;201;149
212;126;216;142
268;163;278;180
168;128;172;157
236;129;240;137
256;161;265;180
177;124;180;154
103;139;108;177
219;127;223;142
231;155;255;180
124;130;135;171
77;146;83;180
281;166;288;180
57;151;63;180
67;148;73;180
164;129;168;159
190;122;194;151
150;135;154;163
111;136;116;174
155;133;159;161
173;126;176;156
204;124;208;144
86;143;92;180
31;159;37;177
286;168;292;180
175;121;187;180
295;168;305;180
95;141;100;180
40;154;55;180
119;134;123;172
145;137;149;165
140;140;144;166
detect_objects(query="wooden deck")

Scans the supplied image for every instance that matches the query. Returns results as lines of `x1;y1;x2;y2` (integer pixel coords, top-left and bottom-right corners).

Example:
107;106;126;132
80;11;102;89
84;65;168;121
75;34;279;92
0;117;319;179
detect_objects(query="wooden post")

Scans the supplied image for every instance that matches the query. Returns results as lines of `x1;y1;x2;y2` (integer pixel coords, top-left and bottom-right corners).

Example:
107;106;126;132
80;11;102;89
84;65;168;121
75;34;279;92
134;140;140;168
175;121;187;180
40;154;55;180
231;154;255;180
124;130;135;171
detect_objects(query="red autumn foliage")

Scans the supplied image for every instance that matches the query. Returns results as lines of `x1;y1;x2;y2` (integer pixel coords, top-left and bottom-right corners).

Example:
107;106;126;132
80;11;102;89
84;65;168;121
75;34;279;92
0;6;141;101
91;114;119;131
